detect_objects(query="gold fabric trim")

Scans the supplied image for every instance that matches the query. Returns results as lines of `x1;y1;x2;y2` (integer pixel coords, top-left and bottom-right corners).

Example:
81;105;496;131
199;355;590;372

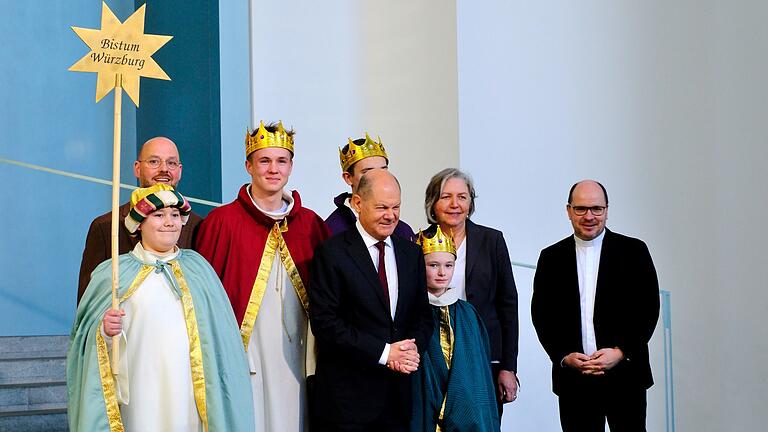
96;329;125;432
171;261;208;431
240;223;280;348
439;306;454;368
119;265;153;303
278;234;309;315
437;306;454;431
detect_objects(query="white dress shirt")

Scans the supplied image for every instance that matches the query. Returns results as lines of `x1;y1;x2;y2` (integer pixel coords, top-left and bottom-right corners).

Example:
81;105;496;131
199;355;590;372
451;239;468;301
574;230;605;356
355;221;399;365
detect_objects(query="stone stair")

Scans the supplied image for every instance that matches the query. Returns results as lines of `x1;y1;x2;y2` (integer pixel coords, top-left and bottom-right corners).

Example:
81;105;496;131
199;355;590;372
0;335;69;432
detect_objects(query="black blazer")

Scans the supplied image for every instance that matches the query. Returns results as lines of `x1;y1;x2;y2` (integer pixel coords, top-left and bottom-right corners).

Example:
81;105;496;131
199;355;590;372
463;220;520;372
309;227;433;424
531;229;660;396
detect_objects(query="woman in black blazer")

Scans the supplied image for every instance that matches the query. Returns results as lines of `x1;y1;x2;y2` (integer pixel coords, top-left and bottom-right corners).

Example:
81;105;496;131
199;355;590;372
424;168;520;414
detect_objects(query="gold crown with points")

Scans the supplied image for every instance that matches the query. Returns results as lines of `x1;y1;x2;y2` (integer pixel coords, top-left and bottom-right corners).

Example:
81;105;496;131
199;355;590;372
416;225;456;256
246;121;294;157
339;133;388;172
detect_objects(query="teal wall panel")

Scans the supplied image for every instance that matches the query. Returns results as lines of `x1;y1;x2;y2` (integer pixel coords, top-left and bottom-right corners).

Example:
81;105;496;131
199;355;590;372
136;0;221;215
0;1;138;335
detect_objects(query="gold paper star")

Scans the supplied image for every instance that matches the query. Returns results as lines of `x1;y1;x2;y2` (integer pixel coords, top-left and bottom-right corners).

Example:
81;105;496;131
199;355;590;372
69;2;172;107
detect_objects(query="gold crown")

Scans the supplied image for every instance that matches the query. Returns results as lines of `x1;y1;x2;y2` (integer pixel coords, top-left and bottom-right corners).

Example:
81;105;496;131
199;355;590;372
339;133;388;172
416;225;456;256
246;121;294;157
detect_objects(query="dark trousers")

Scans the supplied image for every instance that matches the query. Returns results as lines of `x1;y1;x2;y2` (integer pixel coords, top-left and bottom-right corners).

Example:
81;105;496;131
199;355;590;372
558;381;647;432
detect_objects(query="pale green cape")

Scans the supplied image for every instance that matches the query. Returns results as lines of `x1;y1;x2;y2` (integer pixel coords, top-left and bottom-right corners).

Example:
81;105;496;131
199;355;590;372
67;249;255;431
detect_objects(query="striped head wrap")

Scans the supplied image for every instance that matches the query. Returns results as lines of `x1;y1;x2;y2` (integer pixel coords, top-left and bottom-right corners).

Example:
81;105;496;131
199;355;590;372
125;184;192;235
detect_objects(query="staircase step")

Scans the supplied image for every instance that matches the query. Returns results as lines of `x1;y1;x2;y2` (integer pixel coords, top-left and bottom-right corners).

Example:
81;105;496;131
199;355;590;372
0;412;69;432
0;357;66;386
0;381;67;407
0;401;67;416
0;336;69;360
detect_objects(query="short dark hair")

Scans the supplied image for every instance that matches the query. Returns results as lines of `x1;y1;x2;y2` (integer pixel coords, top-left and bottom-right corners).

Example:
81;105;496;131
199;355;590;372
568;180;609;205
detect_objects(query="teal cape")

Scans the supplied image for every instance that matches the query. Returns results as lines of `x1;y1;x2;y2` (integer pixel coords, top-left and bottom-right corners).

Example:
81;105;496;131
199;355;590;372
411;300;500;431
67;249;255;431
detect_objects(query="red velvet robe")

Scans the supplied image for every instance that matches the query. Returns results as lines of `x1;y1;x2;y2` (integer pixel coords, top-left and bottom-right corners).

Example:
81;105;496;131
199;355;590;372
195;185;330;325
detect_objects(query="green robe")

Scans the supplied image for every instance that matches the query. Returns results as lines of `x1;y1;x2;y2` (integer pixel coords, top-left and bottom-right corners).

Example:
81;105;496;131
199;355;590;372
411;299;500;432
67;249;255;431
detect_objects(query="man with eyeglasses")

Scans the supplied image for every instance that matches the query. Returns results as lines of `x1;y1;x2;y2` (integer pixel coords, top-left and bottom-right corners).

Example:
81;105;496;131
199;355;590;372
77;136;203;304
531;180;660;432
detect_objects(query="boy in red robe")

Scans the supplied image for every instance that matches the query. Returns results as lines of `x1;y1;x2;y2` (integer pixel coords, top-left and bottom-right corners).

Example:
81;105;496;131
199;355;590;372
195;121;330;431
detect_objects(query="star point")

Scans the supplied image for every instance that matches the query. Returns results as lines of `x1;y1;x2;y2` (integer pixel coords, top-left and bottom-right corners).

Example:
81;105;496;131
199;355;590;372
69;1;172;106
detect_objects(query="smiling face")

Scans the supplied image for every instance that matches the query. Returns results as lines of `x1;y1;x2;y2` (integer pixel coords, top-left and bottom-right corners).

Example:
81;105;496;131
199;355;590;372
567;181;608;241
424;251;455;295
133;137;182;187
352;171;401;241
246;147;293;197
138;207;182;254
433;177;471;230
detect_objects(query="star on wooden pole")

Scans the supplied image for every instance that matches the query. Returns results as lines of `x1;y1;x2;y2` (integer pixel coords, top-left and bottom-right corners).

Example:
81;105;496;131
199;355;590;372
69;2;173;378
69;2;172;106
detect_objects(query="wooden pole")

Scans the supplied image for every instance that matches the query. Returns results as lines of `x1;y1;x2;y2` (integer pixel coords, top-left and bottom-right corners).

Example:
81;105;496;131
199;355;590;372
110;74;123;373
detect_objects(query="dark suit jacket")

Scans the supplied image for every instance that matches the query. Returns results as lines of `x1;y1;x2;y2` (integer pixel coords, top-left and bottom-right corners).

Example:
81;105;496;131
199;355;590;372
77;202;202;303
531;229;660;396
463;220;519;372
309;227;433;425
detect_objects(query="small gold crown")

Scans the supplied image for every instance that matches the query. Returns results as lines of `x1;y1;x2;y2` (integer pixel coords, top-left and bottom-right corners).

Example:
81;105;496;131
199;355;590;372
339;133;388;172
416;225;456;256
246;121;294;157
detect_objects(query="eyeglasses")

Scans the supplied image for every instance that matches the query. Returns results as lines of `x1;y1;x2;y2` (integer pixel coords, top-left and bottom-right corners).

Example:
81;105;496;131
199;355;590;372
139;158;181;170
569;205;607;216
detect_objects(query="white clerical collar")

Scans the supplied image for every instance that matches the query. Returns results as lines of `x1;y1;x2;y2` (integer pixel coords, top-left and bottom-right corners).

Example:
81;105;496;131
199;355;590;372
131;242;179;264
355;220;393;250
428;286;461;307
574;229;606;248
345;195;359;218
247;185;294;220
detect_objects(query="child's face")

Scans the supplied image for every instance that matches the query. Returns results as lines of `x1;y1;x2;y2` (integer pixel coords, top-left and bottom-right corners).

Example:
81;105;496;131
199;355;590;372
139;207;182;254
425;251;455;292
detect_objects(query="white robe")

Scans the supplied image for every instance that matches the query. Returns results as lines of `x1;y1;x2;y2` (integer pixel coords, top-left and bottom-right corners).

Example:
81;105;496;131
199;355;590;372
247;192;308;431
109;244;202;432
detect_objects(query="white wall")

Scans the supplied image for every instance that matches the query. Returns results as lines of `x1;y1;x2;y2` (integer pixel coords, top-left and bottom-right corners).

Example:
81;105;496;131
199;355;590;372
223;0;458;228
458;1;768;431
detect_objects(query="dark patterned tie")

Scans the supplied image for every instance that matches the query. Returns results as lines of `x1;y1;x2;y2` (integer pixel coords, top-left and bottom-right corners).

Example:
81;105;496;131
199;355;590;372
375;241;391;311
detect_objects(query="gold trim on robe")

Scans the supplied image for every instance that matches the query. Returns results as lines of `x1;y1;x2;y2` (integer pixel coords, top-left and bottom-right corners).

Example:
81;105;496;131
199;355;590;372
119;266;154;303
172;261;209;432
95;263;210;431
278;236;309;314
437;305;455;432
239;220;311;348
95;330;125;432
239;223;280;348
94;266;153;432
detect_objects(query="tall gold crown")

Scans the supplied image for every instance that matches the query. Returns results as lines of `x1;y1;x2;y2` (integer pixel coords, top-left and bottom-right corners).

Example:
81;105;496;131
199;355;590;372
246;121;294;157
339;133;388;172
416;225;456;256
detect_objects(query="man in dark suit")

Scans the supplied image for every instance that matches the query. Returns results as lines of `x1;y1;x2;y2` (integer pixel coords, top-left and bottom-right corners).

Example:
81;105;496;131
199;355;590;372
310;170;433;431
532;180;660;432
